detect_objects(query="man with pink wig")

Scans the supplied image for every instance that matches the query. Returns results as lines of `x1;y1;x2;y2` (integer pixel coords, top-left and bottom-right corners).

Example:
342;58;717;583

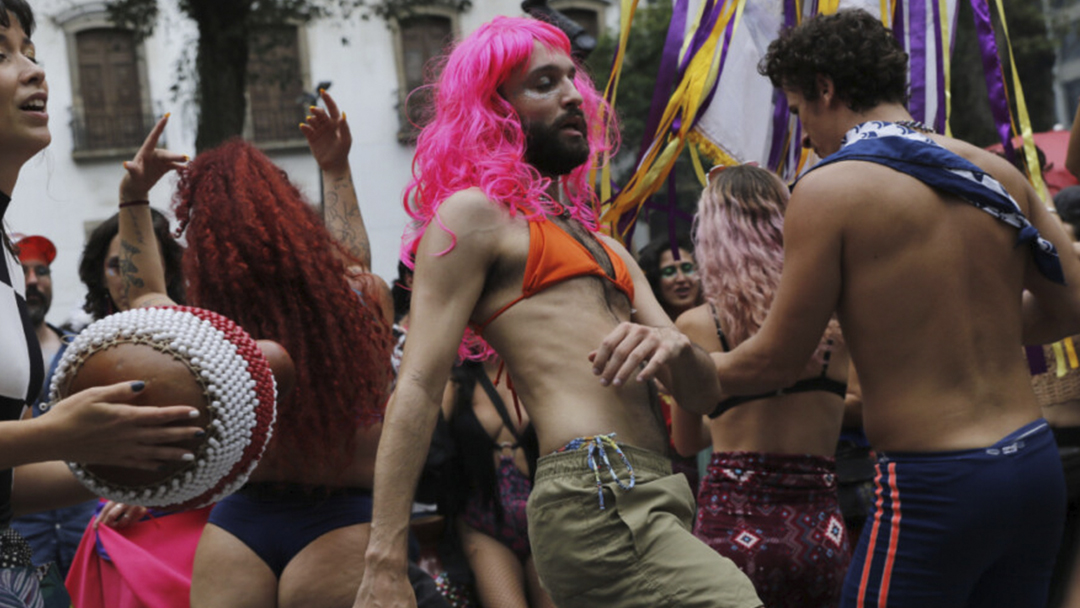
355;15;761;608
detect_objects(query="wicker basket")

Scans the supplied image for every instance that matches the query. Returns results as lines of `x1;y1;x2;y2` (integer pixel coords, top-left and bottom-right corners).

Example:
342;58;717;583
1029;338;1080;408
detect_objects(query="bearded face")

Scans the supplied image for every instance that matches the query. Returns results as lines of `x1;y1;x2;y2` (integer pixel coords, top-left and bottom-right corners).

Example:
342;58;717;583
522;108;591;177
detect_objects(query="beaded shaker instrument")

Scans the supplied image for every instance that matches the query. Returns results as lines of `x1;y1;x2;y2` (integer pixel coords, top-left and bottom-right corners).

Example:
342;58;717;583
45;306;277;510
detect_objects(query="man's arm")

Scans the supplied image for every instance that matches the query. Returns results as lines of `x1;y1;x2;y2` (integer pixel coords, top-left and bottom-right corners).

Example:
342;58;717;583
589;237;721;415
301;90;372;270
1022;200;1080;343
1007;163;1080;343
712;170;845;399
355;190;499;608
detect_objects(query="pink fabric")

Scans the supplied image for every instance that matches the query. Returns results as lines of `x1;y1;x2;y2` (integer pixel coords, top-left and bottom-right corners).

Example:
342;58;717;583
66;506;211;608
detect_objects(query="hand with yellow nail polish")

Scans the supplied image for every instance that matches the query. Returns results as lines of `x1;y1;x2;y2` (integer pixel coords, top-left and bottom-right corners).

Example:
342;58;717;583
119;114;190;203
300;89;351;175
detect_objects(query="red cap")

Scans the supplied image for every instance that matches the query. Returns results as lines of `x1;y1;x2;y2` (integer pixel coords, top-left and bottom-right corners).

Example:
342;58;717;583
11;233;57;265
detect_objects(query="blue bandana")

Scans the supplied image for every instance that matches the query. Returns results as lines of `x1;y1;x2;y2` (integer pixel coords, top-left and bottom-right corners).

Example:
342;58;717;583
807;121;1064;284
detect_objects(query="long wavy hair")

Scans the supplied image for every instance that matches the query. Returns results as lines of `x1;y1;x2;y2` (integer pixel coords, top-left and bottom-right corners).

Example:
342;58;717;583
79;209;185;320
173;139;392;478
401;16;617;263
694;165;839;362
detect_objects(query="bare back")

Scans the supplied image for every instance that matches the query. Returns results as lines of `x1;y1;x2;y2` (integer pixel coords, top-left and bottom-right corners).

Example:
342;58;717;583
824;137;1054;451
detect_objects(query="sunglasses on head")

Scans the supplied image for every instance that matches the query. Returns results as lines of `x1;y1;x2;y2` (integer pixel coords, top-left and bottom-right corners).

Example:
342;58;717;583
660;262;696;278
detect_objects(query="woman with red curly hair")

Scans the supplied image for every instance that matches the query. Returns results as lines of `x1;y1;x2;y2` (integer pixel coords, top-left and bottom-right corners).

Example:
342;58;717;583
114;91;392;608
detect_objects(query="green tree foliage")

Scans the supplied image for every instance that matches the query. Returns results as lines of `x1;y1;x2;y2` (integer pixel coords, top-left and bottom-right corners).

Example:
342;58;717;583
107;0;469;152
586;0;700;241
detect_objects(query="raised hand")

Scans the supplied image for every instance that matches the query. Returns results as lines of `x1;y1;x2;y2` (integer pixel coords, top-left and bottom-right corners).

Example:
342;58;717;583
301;89;351;175
120;114;188;202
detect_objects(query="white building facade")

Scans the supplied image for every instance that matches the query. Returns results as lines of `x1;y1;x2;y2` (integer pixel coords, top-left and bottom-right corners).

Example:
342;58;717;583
8;0;616;326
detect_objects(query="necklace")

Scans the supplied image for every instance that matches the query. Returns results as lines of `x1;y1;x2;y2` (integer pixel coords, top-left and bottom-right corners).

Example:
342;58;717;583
895;119;935;134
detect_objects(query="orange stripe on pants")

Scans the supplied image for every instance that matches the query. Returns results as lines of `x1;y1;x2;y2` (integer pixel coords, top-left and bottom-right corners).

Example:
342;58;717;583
857;464;887;608
878;462;901;608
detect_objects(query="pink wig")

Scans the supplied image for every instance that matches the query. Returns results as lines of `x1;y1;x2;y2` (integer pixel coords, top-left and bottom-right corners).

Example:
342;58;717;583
401;16;617;263
693;165;840;363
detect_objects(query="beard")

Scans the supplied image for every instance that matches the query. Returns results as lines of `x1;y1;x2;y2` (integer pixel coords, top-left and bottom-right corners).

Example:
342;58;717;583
25;287;49;326
523;114;591;177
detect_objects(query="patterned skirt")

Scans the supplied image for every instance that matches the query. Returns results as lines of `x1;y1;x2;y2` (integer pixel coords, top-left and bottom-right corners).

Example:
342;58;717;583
694;451;851;608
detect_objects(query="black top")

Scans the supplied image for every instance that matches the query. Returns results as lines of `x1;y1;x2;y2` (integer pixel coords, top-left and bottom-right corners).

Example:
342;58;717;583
447;361;538;518
0;191;45;525
708;303;846;419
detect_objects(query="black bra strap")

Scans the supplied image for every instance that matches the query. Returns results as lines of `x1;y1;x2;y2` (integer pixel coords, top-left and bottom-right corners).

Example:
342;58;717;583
475;366;522;445
820;338;834;377
708;302;732;352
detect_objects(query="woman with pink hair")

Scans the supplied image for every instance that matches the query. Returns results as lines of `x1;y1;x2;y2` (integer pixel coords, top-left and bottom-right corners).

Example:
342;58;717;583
672;165;852;608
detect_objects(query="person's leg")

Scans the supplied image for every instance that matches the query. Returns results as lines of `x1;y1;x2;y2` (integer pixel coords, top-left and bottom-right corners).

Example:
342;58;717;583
529;444;762;608
190;524;278;608
278;523;370;608
525;555;557;608
458;522;529;608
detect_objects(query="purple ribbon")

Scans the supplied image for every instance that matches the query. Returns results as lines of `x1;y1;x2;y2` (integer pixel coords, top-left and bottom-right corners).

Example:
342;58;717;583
1027;345;1048;375
970;0;1016;163
767;0;800;173
691;1;740;130
907;0;930;124
931;0;947;133
638;0;690;165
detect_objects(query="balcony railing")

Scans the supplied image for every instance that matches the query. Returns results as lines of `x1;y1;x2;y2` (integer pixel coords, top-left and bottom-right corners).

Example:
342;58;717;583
70;110;157;155
251;105;307;145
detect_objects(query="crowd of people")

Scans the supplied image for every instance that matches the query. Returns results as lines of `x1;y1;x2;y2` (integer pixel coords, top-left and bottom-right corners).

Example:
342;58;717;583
2;0;1080;607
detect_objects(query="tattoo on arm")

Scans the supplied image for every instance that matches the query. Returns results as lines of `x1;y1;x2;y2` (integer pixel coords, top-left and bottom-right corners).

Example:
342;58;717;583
324;173;371;268
118;240;144;309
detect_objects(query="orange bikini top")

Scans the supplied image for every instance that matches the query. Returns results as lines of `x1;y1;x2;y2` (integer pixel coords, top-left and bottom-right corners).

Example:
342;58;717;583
475;219;636;333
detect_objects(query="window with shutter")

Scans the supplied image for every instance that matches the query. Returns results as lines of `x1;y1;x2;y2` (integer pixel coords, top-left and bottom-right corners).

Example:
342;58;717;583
73;29;146;152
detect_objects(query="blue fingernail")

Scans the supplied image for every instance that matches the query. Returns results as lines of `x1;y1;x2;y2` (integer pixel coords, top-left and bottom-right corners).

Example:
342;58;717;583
194;430;206;439
130;381;146;392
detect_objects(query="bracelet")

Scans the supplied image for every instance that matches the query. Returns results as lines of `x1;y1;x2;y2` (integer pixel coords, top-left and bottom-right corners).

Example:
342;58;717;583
119;199;150;209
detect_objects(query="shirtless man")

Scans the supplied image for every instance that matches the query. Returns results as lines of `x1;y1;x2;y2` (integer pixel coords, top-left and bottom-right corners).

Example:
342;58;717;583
355;16;760;608
713;10;1080;607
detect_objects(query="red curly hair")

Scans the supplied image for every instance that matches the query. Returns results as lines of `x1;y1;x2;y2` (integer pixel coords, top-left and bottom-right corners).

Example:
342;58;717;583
173;139;391;479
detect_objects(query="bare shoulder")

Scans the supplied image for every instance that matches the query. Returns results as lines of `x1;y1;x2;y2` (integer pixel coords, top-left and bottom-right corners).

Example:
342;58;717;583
597;232;635;264
785;165;865;232
675;304;713;338
434;188;510;231
417;188;514;263
932;134;1037;212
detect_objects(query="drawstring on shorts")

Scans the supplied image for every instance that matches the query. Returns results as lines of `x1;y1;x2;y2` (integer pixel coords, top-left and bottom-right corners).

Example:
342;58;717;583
556;433;636;509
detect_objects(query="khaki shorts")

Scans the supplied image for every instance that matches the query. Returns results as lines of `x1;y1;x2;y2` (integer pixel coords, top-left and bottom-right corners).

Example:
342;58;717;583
527;441;762;608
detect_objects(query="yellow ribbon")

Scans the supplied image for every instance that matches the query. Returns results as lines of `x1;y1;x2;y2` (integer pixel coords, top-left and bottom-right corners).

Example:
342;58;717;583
938;0;953;137
1054;341;1068;378
991;0;1049;202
